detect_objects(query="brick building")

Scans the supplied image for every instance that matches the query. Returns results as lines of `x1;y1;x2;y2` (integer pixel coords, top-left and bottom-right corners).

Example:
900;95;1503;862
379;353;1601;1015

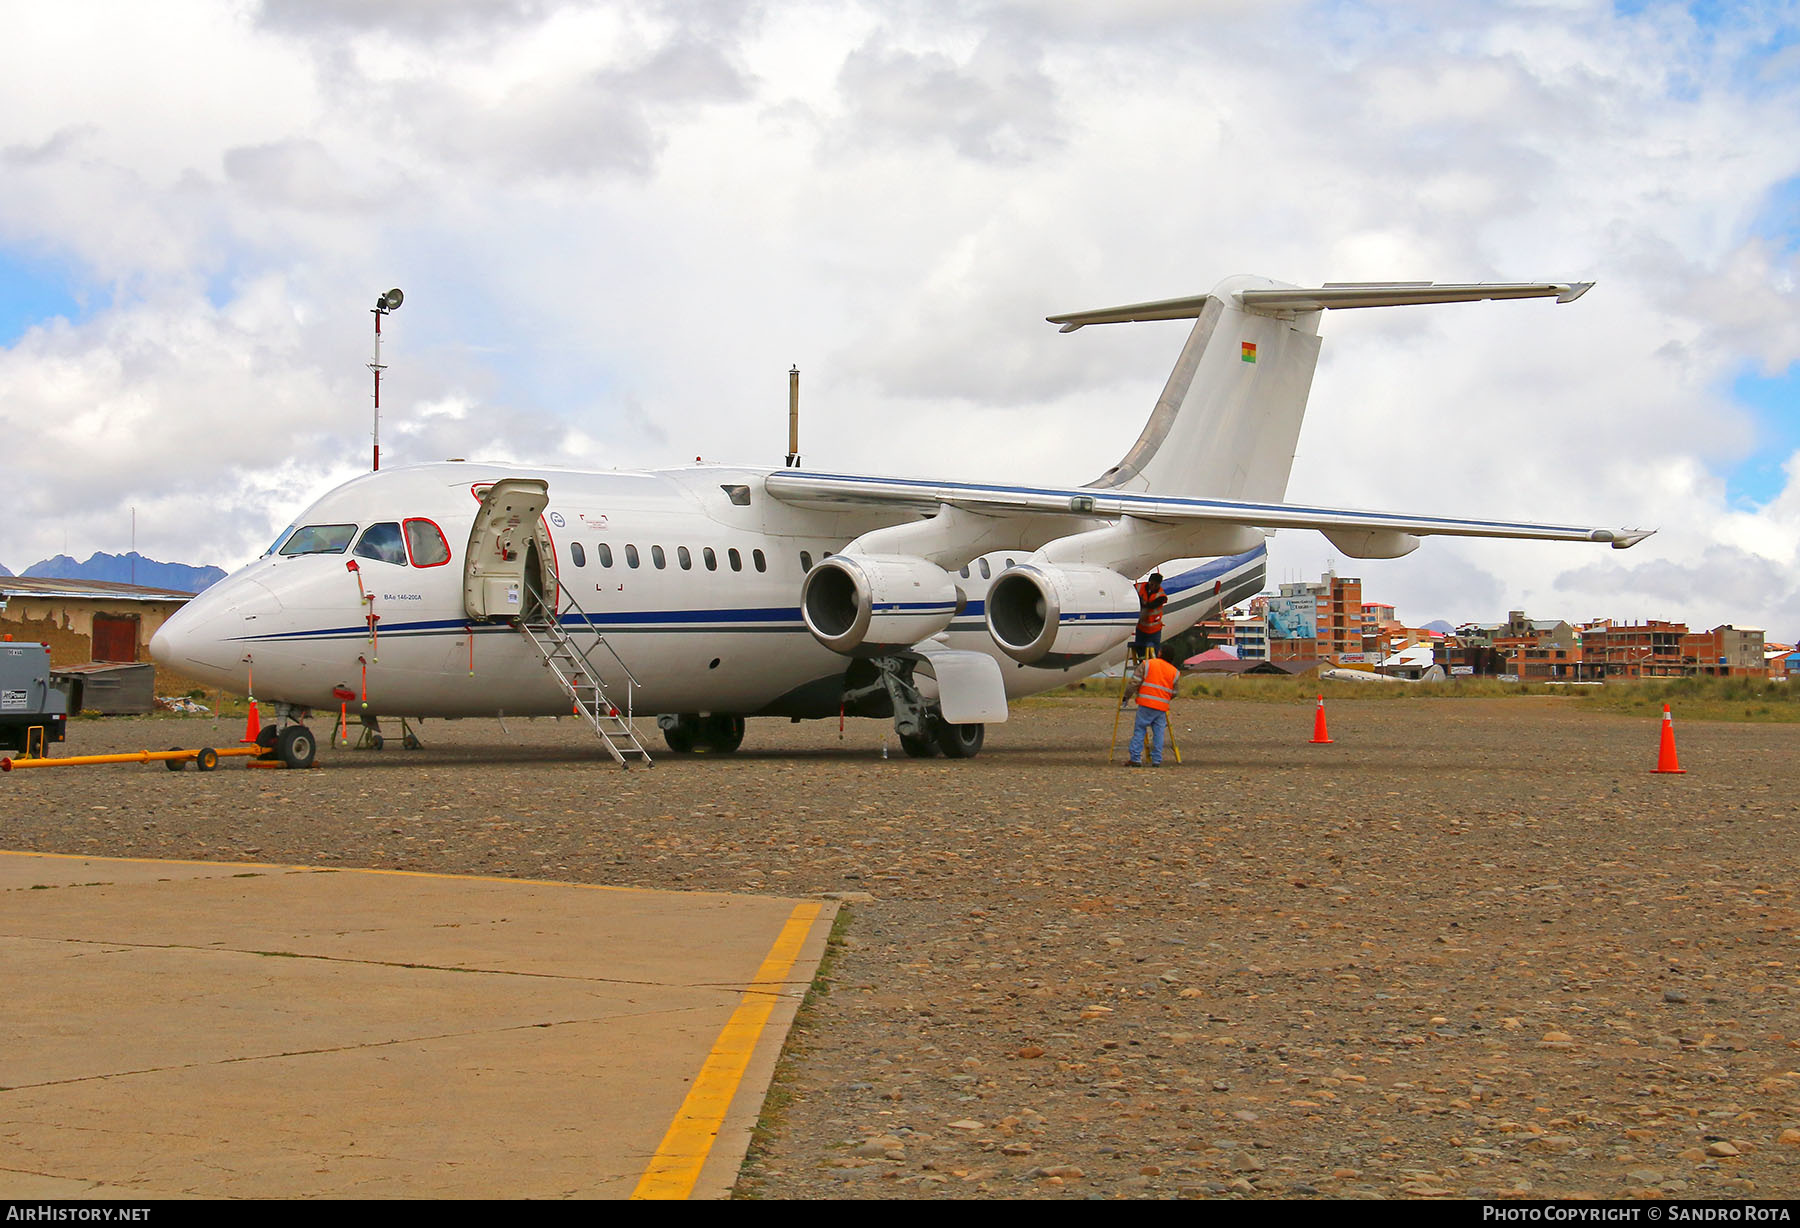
1679;625;1766;676
1579;620;1690;678
0;577;196;667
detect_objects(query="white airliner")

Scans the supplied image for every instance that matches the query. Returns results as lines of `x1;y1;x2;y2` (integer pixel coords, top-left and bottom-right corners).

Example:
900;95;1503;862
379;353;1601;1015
150;276;1648;767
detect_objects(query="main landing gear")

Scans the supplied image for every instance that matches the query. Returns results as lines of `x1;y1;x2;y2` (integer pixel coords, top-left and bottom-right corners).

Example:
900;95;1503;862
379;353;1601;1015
658;713;746;754
899;719;985;759
858;655;985;760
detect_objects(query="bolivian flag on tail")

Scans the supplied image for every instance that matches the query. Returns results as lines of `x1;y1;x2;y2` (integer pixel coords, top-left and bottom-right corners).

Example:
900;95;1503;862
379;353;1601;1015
1240;341;1257;363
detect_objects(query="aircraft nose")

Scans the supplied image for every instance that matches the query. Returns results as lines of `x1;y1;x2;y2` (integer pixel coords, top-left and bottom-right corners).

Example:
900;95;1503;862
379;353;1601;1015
151;578;282;682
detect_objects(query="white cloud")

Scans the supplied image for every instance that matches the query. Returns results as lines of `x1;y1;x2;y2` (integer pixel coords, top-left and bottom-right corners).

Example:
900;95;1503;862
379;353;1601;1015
1;0;1797;639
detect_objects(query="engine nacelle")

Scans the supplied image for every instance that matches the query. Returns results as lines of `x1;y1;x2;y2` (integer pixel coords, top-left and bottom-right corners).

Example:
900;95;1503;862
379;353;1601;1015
985;563;1140;666
801;553;961;655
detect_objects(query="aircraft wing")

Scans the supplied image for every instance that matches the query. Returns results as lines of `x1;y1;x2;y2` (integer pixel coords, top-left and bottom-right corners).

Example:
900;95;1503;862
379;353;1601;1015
762;470;1651;548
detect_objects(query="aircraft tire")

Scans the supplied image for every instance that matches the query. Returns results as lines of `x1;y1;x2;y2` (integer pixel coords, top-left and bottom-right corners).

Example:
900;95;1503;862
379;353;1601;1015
698;714;745;754
662;716;698;754
933;720;984;759
276;725;317;770
899;733;938;758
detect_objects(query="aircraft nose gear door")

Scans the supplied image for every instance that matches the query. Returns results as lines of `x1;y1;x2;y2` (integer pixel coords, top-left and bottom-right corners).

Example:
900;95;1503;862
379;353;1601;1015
464;478;556;622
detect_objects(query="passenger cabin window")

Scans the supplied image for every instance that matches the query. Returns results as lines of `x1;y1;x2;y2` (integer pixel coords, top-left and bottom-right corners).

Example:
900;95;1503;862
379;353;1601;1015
353;522;407;565
800;551;813;572
625;544;640;568
960;565;970;578
571;542;587;568
753;549;766;573
598;544;614;567
651;545;666;569
978;558;991;579
728;548;742;572
678;546;692;570
704;547;717;571
280;524;357;557
404;519;450;567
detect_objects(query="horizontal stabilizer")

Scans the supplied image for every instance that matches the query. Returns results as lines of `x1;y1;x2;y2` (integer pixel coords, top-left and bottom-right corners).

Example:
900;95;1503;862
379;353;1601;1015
1047;280;1591;329
1240;281;1593;311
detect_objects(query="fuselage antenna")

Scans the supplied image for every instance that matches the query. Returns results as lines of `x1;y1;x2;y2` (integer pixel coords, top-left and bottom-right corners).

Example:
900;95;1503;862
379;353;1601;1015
785;365;801;468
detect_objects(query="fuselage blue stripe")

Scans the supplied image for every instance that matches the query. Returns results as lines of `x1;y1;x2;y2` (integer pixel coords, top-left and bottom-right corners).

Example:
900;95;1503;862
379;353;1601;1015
224;549;1267;646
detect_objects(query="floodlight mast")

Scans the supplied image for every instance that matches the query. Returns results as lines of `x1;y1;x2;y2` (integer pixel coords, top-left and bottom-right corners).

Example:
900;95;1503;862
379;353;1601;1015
369;288;403;470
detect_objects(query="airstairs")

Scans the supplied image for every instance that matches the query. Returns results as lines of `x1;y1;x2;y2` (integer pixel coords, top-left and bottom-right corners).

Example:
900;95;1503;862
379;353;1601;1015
514;593;653;769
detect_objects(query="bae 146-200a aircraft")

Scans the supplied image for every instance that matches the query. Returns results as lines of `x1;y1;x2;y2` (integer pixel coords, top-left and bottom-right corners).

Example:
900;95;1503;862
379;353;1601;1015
150;275;1649;768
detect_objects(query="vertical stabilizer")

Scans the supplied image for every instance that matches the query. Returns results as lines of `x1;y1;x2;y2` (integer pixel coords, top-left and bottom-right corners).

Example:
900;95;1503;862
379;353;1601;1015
1074;276;1323;501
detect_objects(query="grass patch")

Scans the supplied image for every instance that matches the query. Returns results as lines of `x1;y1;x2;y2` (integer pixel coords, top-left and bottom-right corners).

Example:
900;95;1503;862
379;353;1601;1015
1042;672;1797;720
1574;676;1800;722
736;902;854;1198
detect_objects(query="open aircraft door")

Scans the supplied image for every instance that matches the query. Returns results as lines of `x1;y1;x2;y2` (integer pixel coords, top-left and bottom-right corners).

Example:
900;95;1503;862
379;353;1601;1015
464;478;558;622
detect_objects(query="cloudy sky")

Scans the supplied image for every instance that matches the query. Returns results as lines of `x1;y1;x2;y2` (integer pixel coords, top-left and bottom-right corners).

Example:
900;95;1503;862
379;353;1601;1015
2;0;1796;635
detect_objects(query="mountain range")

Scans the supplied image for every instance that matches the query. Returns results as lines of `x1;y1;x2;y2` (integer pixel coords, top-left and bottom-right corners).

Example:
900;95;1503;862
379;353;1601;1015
0;552;224;593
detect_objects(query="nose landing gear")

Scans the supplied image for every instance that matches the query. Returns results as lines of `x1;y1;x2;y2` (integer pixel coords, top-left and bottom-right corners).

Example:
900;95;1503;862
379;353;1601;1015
262;704;318;769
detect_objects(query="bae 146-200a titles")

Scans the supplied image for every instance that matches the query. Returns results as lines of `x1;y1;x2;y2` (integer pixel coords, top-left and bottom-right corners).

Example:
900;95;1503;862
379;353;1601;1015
151;276;1648;767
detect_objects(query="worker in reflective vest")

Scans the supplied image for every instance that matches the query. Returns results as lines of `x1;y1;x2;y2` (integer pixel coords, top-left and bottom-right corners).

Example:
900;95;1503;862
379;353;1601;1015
1133;572;1167;659
1124;654;1180;766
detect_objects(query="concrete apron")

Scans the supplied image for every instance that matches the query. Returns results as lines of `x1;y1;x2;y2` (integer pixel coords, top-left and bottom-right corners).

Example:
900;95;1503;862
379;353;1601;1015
0;852;836;1199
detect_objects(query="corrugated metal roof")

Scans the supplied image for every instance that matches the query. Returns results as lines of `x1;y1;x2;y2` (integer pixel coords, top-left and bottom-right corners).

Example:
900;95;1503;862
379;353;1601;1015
1;576;197;602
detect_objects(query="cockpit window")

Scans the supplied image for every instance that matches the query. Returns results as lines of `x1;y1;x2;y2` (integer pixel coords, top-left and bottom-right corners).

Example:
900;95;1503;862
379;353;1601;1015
404;518;451;567
278;524;357;557
353;523;408;565
264;525;297;557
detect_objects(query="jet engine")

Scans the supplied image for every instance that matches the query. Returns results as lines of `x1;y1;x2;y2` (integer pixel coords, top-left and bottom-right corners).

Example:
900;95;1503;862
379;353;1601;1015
985;563;1140;666
801;553;961;655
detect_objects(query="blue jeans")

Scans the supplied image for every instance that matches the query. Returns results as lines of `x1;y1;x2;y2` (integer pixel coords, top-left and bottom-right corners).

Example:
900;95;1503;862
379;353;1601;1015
1129;707;1167;765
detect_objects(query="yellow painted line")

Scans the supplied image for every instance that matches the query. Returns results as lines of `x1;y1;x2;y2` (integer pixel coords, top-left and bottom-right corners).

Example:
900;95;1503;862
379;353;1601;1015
633;900;824;1200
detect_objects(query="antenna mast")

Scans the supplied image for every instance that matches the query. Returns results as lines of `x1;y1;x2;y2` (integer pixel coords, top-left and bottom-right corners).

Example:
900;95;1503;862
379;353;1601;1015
369;288;404;470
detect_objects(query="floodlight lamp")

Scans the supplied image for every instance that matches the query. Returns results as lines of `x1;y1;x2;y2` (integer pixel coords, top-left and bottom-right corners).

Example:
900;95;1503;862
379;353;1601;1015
378;288;404;312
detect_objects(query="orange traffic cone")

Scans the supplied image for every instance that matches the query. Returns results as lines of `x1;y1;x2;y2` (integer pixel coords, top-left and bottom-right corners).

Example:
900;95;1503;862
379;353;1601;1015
243;698;261;744
1310;694;1333;744
1652;703;1685;774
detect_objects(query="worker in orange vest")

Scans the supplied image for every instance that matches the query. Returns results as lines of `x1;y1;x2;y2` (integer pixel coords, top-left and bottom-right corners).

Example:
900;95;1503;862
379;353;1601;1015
1133;572;1167;660
1123;653;1180;766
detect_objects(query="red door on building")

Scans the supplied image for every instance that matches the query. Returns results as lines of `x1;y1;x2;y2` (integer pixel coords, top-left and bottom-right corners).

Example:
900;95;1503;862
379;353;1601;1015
92;614;139;662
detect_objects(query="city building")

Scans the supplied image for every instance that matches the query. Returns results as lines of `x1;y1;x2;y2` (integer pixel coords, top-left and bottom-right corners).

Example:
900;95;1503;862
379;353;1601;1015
1679;626;1766;676
1578;620;1690;678
1266;572;1366;666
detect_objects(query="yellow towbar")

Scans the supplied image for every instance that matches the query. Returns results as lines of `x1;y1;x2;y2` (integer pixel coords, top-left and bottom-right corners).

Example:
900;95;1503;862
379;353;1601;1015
1;746;264;773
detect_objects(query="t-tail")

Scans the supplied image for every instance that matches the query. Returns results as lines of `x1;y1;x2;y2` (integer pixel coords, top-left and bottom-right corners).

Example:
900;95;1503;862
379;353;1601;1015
1056;276;1593;502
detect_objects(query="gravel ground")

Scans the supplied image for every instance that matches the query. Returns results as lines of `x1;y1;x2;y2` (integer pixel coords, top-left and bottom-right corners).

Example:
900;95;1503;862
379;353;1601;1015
4;695;1797;1200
